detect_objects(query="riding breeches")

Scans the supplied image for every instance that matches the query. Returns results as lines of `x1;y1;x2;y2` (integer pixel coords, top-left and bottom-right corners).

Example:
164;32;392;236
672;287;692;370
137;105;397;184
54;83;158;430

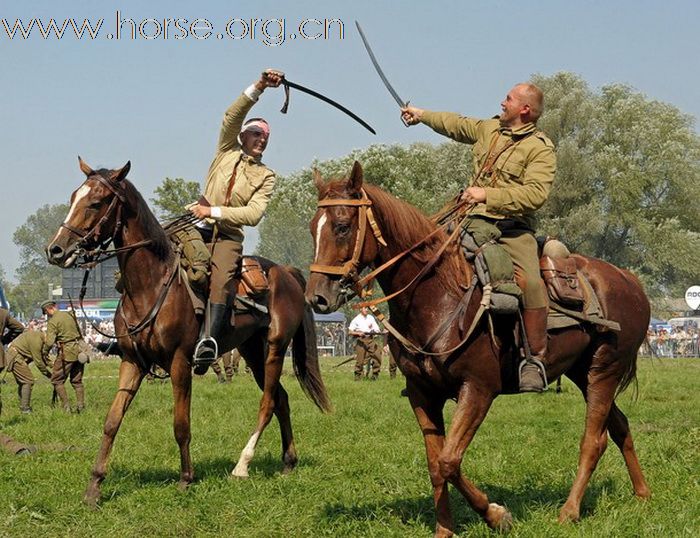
498;231;548;309
208;236;243;305
50;356;84;387
5;348;36;385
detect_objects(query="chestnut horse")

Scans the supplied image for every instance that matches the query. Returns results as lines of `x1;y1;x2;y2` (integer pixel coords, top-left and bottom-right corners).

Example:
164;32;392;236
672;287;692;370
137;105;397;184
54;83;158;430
46;158;331;507
306;162;650;536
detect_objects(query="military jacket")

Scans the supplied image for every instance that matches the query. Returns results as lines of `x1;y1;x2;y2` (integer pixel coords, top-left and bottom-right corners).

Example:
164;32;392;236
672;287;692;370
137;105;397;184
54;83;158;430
421;112;556;229
0;308;24;368
43;311;82;362
202;93;276;242
9;330;51;376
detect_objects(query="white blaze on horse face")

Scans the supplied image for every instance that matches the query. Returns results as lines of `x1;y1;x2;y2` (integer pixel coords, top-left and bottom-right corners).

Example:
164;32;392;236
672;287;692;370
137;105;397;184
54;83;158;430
50;184;92;244
314;213;328;262
64;184;92;225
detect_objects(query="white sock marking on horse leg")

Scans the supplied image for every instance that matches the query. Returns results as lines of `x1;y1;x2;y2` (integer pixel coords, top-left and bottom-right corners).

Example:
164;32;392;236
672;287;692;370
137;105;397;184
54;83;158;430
232;431;260;477
313;213;327;263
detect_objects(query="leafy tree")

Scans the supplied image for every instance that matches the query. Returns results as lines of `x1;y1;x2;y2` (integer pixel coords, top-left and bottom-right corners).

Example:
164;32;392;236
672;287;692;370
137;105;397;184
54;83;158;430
150;177;201;220
11;203;69;317
534;73;700;297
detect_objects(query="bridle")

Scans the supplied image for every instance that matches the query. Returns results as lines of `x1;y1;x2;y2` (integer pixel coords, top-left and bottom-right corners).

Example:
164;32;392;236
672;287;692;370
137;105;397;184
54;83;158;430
309;188;486;356
309;188;386;298
310;188;471;307
60;174;151;267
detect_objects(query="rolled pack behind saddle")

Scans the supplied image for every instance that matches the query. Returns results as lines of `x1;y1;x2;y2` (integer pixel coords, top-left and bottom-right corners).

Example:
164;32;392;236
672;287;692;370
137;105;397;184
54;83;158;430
169;227;270;316
458;218;620;332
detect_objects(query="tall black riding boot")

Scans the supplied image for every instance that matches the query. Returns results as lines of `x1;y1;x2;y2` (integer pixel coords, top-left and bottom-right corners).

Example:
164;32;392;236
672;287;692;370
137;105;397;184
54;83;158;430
520;307;549;393
193;303;229;375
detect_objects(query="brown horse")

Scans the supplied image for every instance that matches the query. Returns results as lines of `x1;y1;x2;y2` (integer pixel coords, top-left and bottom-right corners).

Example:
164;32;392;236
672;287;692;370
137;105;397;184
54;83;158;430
46;158;331;507
306;162;650;536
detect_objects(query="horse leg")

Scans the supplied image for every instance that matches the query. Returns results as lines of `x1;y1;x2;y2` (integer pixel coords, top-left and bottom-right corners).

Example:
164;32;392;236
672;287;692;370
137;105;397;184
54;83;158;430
607;402;651;499
232;337;286;478
406;383;453;538
560;353;620;523
170;351;194;490
272;385;297;474
439;383;512;532
84;360;144;508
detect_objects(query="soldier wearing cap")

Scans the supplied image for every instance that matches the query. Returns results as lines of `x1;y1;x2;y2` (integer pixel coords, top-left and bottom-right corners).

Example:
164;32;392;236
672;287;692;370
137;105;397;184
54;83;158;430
41;300;87;412
4;329;52;413
402;82;556;392
1;307;25;369
188;69;283;372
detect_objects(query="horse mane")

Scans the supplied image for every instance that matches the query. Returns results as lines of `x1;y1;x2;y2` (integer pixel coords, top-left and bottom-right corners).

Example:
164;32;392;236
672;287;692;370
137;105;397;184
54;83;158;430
335;181;468;297
94;169;170;260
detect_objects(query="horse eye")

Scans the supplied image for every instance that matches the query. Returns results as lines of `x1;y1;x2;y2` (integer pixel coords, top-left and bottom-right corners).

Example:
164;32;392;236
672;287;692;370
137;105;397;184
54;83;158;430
89;202;102;210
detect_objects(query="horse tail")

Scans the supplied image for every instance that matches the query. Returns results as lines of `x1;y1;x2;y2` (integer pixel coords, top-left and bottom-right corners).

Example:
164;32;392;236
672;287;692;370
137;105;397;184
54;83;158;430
615;351;639;400
287;267;332;413
614;268;649;400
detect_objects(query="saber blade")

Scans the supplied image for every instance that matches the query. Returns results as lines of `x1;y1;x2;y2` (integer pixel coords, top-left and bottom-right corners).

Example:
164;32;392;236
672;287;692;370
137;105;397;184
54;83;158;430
283;79;376;135
355;21;410;125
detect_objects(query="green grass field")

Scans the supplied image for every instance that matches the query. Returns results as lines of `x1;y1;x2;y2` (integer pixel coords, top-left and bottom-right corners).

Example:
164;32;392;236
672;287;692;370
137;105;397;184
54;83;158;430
0;356;698;537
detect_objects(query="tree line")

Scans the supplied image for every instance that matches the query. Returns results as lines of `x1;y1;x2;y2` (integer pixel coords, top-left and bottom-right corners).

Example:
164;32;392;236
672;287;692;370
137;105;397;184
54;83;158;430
2;72;698;318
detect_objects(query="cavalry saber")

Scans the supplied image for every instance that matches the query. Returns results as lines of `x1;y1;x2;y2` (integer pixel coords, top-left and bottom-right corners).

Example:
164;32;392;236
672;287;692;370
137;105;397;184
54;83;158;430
355;21;410;127
279;76;376;135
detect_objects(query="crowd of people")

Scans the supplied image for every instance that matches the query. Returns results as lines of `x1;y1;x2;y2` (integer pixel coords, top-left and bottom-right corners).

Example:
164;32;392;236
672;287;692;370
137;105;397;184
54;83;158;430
643;326;699;357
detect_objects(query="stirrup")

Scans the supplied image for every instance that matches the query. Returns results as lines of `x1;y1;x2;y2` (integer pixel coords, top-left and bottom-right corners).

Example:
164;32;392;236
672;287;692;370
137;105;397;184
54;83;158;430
193;336;218;374
518;357;548;393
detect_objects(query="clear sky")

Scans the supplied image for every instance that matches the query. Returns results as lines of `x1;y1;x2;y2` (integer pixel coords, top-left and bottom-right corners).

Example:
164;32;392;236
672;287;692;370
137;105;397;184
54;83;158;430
2;0;698;282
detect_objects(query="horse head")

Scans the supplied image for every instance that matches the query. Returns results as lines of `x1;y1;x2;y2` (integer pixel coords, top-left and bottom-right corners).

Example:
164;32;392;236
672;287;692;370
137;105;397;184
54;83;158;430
46;157;131;268
306;161;380;313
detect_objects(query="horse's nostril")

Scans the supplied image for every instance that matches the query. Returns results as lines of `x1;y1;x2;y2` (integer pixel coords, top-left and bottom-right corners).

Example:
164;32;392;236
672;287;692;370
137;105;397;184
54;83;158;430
49;244;64;258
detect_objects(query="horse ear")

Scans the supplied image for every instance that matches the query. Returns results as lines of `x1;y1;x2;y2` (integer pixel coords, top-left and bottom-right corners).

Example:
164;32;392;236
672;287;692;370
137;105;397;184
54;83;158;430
78;156;94;177
312;168;325;192
111;161;131;183
347;160;364;192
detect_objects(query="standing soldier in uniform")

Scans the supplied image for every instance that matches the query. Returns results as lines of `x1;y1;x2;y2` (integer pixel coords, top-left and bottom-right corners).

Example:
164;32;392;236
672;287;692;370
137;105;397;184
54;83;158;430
1;307;25;369
41;300;86;412
189;69;284;372
4;329;52;413
401;82;556;392
348;307;383;380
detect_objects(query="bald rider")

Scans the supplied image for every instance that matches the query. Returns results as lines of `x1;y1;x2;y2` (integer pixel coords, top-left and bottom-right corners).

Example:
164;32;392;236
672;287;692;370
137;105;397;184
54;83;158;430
402;82;556;392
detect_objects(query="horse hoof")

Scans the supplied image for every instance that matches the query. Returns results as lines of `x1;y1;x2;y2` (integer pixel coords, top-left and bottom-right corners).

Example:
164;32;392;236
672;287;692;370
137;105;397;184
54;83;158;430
83;493;100;510
177;480;191;492
433;525;454;538
486;503;513;532
557;507;580;524
231;468;249;479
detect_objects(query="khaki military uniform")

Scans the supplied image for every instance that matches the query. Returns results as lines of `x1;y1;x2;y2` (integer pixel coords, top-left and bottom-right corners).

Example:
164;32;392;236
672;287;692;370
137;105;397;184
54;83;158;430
354;336;381;379
6;330;51;412
420;112;556;308
43;310;85;411
201;92;276;305
0;307;25;370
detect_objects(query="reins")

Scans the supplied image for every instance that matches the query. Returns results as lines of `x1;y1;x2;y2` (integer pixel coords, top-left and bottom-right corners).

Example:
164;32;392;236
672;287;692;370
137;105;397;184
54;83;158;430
66;174;198;349
311;189;488;356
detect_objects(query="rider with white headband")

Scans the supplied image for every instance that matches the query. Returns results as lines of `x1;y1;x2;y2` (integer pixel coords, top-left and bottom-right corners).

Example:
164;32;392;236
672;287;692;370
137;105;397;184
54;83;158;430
189;69;283;371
